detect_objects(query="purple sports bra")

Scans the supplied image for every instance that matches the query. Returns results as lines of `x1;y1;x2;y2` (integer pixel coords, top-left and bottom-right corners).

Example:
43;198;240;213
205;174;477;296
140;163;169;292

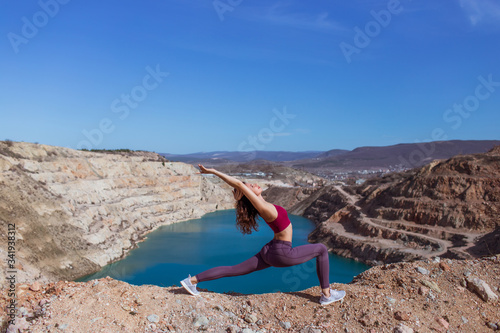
266;205;291;233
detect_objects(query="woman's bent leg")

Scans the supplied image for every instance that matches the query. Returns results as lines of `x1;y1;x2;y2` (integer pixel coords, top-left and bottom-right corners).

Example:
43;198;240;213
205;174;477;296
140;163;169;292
291;243;330;289
195;253;270;283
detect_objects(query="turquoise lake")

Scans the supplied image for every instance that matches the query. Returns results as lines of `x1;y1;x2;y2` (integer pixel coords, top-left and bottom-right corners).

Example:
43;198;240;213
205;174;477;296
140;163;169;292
77;209;370;294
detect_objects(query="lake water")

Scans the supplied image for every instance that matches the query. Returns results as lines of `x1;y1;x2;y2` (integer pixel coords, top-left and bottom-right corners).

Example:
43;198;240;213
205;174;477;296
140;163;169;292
77;209;370;294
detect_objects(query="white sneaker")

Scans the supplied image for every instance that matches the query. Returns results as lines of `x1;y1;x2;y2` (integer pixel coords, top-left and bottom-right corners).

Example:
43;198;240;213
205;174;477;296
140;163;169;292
320;289;345;305
180;275;200;296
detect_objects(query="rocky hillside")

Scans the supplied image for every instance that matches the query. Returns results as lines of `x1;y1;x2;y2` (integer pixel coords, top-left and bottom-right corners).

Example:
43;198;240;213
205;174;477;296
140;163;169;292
0;141;233;288
2;256;499;332
264;147;500;265
359;146;500;230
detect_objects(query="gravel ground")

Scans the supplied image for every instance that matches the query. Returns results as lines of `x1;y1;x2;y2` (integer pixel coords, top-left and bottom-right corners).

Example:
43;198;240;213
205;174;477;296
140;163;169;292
2;256;499;333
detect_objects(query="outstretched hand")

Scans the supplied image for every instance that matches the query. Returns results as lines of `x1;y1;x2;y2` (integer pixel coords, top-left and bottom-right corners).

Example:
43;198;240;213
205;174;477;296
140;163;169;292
197;164;216;174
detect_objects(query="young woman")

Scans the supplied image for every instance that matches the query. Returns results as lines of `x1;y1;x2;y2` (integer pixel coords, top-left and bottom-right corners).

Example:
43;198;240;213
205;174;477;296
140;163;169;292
180;164;346;305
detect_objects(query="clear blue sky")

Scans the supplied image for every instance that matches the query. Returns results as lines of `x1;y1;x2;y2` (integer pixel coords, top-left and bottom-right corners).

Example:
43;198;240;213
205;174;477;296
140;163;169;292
1;0;499;154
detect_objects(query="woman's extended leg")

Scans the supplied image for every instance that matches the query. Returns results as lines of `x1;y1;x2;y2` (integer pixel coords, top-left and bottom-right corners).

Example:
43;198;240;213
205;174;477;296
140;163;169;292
194;252;270;283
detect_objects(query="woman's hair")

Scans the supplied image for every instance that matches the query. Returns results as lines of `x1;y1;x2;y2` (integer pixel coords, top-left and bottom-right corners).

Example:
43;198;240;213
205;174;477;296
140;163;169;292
234;186;259;235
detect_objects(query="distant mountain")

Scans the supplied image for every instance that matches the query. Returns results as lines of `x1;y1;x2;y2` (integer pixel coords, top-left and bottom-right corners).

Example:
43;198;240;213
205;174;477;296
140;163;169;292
162;140;500;176
288;140;500;172
316;149;350;158
161;151;325;163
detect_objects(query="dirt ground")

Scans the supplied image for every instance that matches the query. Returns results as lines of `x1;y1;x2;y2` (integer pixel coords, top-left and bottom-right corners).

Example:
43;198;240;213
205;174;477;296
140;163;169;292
2;256;499;333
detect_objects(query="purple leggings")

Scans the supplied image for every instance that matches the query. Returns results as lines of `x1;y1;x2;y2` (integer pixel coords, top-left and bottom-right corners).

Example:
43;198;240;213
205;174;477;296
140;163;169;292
195;239;330;289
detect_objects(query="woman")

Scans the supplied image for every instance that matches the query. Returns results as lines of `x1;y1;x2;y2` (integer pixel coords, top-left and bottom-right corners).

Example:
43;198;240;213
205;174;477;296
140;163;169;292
180;164;346;305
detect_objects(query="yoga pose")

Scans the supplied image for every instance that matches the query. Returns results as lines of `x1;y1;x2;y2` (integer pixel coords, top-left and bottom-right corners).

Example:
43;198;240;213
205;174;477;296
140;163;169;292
181;164;346;305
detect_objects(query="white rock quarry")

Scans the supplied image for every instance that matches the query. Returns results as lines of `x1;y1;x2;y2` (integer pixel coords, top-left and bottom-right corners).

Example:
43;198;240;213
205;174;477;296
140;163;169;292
0;141;233;287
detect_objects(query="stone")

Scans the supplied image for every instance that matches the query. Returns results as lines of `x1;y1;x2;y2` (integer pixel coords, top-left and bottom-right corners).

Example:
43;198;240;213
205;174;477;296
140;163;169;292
436;318;449;329
59;323;69;330
466;277;499;302
420;280;441;293
386;297;397;304
33;306;44;317
280;321;292;329
226;326;238;333
359;314;377;327
193;315;209;327
487;322;498;330
461;316;468;324
416;267;429;275
394;311;410;321
147;314;159;323
30;281;41;291
418;286;429;296
393;323;413;333
439;262;450;271
245;314;258;324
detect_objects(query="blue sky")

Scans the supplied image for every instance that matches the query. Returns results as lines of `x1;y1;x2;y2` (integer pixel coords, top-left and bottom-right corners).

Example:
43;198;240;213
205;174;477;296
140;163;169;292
1;0;499;154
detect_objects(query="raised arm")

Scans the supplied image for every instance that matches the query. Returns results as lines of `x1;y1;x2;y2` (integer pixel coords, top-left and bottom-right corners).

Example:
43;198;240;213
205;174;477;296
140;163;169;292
198;164;277;221
198;164;243;188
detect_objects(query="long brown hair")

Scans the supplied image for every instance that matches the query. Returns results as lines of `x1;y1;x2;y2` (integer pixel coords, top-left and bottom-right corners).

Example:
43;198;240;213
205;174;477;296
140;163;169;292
235;194;259;235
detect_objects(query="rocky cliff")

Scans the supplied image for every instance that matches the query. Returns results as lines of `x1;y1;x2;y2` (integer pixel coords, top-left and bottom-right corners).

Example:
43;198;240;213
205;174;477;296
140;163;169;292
360;146;500;230
0;141;233;288
2;256;499;332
